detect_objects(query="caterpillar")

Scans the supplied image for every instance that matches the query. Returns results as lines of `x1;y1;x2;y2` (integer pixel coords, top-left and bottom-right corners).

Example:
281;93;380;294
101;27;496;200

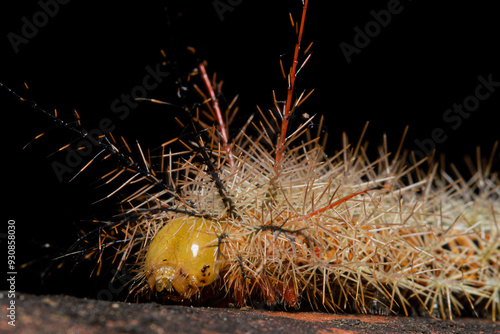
3;0;499;321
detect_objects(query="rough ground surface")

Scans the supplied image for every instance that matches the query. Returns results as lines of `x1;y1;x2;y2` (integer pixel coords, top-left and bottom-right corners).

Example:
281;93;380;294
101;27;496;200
1;292;498;334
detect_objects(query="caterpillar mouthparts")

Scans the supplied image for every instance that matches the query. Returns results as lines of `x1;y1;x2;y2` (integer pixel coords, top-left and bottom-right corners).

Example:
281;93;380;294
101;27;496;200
4;0;499;322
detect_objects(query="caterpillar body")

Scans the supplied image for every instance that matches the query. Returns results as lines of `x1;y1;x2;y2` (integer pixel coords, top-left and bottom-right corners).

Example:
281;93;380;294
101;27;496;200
3;0;499;322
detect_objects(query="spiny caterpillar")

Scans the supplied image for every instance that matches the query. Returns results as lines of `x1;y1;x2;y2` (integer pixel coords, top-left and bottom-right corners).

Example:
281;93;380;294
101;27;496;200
4;0;499;321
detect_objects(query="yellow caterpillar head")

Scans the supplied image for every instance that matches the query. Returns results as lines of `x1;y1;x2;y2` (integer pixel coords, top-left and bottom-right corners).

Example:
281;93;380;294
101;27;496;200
144;216;225;300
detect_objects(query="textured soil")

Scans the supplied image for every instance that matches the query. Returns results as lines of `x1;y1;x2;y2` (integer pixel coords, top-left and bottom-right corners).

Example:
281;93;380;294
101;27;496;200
1;292;498;334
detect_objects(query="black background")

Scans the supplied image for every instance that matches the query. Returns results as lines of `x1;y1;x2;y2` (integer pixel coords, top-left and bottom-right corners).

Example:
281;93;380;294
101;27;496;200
2;1;499;297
